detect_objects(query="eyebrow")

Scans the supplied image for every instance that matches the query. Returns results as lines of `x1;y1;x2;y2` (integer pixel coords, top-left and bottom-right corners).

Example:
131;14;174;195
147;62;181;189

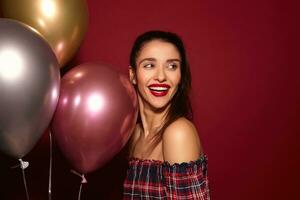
138;58;156;65
166;59;181;63
138;58;181;65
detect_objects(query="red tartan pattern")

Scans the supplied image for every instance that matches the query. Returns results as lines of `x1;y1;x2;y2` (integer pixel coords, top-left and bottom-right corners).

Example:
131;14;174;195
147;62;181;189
123;155;210;200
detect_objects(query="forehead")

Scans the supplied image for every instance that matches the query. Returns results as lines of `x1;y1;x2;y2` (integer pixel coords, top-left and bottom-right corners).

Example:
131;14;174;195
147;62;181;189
137;40;181;61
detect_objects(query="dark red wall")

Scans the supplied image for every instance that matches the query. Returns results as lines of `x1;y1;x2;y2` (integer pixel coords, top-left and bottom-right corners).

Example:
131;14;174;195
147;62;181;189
1;0;299;199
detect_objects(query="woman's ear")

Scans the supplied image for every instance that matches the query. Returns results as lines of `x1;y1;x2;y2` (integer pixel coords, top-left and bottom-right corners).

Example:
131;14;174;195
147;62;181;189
129;66;136;84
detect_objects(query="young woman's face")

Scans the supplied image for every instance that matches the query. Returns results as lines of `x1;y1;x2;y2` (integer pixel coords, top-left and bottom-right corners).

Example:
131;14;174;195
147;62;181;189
132;40;181;110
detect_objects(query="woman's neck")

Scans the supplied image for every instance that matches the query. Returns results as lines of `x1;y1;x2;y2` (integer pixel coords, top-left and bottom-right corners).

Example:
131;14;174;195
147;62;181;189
138;98;169;138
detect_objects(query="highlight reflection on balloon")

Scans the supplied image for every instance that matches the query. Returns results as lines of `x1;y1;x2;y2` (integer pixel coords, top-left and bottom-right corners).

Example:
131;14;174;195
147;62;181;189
0;49;24;80
0;19;60;158
51;63;138;174
0;0;88;67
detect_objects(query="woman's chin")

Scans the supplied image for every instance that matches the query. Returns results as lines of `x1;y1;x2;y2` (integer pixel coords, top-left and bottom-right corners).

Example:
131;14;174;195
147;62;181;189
148;102;171;113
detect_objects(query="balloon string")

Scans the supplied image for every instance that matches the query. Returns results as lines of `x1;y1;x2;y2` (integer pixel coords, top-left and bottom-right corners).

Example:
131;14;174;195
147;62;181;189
78;182;83;200
70;170;87;200
48;130;53;200
19;158;30;200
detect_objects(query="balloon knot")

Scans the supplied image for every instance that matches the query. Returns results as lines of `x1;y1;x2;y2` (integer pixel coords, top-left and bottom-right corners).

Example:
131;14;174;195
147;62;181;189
81;174;87;184
19;158;29;169
11;158;29;169
70;170;87;184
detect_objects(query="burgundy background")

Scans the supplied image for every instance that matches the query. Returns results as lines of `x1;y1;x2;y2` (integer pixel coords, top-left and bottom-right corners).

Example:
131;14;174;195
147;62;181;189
0;0;299;199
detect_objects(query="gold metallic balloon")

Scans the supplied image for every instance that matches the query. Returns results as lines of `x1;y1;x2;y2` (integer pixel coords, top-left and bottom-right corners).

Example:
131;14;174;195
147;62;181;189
1;0;88;68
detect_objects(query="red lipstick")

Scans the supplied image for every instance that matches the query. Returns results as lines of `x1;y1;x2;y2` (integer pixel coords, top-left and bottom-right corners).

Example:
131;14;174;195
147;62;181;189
148;84;170;97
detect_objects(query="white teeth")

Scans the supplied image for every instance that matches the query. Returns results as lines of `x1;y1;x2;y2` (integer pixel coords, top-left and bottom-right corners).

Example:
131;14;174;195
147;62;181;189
149;87;168;91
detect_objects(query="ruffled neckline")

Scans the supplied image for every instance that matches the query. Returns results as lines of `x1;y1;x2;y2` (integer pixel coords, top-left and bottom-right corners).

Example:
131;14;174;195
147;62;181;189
128;154;207;167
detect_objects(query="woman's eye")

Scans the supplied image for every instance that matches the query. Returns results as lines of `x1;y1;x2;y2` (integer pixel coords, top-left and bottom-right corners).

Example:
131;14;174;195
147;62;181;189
167;63;178;70
143;63;154;68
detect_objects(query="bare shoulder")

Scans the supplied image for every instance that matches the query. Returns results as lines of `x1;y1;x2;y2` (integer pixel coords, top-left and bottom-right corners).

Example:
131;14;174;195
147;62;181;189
162;117;203;164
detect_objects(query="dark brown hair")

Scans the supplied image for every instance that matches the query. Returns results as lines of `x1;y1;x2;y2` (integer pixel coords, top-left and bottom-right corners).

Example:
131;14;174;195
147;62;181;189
130;30;193;152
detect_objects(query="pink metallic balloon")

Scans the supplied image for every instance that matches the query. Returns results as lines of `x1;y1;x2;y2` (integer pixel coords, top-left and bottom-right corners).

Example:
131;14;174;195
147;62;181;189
51;63;137;173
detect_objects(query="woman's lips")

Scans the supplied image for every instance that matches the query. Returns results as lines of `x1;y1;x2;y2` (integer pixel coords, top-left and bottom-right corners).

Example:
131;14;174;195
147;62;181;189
150;90;168;97
148;84;170;97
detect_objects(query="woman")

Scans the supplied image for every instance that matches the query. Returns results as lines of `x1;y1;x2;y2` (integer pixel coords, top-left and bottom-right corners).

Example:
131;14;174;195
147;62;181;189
123;31;210;199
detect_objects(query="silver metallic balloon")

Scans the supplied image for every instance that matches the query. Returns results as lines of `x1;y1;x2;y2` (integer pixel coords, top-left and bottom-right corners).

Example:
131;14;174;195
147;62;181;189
0;19;60;158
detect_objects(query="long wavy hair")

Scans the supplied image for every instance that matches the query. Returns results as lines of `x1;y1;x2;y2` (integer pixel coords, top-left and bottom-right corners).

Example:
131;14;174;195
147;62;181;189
130;30;193;153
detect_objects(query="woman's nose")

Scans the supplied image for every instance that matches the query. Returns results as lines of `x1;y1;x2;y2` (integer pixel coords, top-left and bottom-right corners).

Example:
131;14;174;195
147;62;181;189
155;67;166;82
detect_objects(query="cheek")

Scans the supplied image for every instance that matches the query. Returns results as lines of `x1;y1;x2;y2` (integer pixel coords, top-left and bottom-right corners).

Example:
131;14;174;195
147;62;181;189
172;72;181;86
136;72;149;94
136;70;152;85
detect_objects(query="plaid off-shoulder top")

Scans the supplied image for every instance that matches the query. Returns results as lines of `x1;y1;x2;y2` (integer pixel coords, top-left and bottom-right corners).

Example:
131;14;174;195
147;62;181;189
123;155;210;199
